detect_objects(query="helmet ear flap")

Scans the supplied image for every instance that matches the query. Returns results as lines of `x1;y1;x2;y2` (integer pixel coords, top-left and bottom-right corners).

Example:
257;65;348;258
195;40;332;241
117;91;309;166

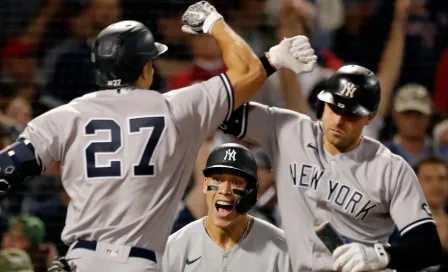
235;186;258;214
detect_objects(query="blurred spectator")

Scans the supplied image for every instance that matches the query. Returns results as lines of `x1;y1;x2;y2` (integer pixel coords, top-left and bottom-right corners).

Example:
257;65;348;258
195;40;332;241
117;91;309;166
0;0;62;87
0;248;34;272
152;1;193;87
433;119;448;157
0;39;38;87
248;148;280;226
414;156;448;247
228;0;273;56
168;34;226;90
433;47;448;115
386;84;435;165
39;0;93;86
30;188;69;256
1;215;55;272
45;0;122;103
5;97;32;130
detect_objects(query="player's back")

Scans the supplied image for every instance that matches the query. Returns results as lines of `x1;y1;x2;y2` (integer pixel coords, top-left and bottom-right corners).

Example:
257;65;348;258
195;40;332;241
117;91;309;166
56;88;196;253
21;74;233;254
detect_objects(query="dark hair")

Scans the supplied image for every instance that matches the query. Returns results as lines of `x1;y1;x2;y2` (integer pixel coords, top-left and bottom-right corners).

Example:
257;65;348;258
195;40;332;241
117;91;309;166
413;155;448;175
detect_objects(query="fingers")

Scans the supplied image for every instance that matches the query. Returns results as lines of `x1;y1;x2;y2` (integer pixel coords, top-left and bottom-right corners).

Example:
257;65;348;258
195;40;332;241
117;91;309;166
301;61;315;72
333;244;352;260
181;25;199;35
292;48;315;58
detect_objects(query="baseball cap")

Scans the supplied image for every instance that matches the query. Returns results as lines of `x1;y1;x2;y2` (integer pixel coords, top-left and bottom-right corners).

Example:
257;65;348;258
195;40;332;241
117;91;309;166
0;38;36;62
8;216;45;248
0;248;34;272
393;84;432;115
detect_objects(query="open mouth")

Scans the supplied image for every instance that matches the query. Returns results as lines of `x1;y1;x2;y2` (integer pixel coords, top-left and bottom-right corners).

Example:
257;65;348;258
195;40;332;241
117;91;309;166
215;200;234;216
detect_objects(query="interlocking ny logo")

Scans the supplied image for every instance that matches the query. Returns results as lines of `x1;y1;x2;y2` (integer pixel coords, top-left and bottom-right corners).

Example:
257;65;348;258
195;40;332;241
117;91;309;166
224;149;236;161
340;82;357;98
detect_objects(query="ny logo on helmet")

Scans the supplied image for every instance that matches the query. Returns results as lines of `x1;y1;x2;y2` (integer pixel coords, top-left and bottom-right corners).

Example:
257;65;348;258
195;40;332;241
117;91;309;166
224;149;236;161
340;82;357;98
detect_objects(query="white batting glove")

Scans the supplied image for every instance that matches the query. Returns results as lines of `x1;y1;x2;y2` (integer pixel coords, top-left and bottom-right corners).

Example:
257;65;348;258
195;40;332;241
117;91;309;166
333;243;389;272
181;1;223;35
269;36;317;74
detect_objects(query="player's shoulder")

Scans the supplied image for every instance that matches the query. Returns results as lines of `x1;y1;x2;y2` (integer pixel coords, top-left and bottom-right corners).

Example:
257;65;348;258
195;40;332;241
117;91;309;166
362;137;411;171
252;217;287;245
167;218;204;246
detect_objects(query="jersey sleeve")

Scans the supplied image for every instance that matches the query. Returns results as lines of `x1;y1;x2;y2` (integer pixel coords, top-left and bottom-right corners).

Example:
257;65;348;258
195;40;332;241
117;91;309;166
163;73;233;140
219;101;311;159
389;159;435;235
19;107;68;169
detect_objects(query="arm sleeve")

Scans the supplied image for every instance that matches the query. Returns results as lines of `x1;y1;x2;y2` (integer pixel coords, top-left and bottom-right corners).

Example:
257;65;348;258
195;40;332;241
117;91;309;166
18;108;66;169
163;73;233;141
389;159;435;235
385;222;442;270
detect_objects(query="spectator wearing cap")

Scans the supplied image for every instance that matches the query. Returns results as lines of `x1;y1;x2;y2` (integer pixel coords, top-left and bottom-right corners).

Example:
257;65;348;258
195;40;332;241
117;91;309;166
386;84;436;165
2;216;45;271
433;119;448;158
0;248;34;272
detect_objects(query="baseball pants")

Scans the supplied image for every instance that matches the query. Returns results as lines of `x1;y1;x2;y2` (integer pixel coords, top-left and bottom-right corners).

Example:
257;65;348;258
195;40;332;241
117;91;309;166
65;240;159;272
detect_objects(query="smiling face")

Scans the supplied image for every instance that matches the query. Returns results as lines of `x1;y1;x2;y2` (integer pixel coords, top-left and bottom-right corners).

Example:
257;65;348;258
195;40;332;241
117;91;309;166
203;171;249;229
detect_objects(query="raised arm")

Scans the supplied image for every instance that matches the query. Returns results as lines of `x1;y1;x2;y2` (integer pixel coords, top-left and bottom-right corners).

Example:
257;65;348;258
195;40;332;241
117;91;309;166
181;1;317;109
375;0;410;116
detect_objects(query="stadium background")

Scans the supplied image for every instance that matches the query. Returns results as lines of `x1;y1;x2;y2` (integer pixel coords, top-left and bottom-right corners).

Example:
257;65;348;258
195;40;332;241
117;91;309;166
0;0;447;271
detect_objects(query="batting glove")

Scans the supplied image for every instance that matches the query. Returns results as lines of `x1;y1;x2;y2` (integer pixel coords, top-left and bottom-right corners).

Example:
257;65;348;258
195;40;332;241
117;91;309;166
269;36;317;74
181;1;223;35
47;256;72;272
333;243;389;272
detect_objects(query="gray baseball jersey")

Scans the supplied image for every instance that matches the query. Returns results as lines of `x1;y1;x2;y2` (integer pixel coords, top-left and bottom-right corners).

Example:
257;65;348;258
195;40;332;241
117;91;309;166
161;217;291;272
19;74;234;254
220;102;434;271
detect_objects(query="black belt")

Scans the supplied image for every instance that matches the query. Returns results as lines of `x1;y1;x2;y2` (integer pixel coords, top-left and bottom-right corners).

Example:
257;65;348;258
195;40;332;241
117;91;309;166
73;240;157;263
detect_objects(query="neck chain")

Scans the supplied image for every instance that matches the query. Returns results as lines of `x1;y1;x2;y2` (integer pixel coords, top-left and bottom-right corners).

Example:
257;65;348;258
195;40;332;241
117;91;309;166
203;215;252;245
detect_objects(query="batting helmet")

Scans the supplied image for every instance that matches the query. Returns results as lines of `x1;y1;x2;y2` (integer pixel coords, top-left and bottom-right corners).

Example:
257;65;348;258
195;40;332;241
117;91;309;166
317;65;381;117
203;143;258;214
92;20;168;88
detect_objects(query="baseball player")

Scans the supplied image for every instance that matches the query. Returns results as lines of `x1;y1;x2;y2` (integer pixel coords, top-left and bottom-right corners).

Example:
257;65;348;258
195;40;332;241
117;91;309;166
0;2;317;272
161;143;291;272
220;65;442;271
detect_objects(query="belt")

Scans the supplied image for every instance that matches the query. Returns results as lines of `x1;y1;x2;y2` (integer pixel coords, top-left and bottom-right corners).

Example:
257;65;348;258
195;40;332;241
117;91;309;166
73;240;157;263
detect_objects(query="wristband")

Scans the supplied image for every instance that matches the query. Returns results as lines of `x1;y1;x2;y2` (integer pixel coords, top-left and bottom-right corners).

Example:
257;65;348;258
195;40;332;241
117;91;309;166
203;11;223;34
259;54;276;77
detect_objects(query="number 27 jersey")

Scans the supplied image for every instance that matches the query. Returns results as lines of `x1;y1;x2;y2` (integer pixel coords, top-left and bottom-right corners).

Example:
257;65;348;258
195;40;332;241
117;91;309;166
19;74;234;254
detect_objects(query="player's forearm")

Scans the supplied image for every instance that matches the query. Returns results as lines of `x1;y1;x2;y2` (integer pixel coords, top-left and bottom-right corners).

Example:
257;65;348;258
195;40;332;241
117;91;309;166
385;223;442;270
279;68;310;114
376;9;408;116
210;20;267;109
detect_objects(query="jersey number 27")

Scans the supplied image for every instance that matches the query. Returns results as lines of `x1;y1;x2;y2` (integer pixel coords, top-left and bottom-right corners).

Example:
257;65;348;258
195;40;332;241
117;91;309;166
84;116;165;179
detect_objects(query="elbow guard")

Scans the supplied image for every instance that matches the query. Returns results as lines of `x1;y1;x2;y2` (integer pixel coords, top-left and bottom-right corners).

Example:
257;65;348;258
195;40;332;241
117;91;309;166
0;139;43;195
